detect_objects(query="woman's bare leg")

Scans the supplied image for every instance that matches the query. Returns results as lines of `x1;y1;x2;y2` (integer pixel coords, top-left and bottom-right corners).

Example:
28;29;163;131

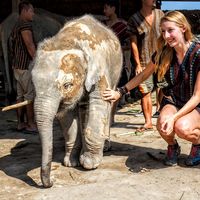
157;104;177;145
174;108;200;144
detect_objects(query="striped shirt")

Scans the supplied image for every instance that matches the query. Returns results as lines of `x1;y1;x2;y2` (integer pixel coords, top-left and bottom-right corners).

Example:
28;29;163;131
9;20;34;70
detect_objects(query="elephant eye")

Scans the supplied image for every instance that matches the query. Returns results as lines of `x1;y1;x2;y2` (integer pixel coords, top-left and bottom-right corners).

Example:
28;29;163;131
63;82;73;90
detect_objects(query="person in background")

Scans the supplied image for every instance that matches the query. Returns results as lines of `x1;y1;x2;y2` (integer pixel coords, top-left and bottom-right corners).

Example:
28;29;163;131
9;0;37;132
103;0;131;125
127;0;164;132
103;10;200;167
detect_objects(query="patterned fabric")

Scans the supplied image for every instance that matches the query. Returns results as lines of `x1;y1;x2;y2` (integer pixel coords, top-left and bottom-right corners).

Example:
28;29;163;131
9;20;35;70
110;20;129;47
128;9;163;67
162;40;200;108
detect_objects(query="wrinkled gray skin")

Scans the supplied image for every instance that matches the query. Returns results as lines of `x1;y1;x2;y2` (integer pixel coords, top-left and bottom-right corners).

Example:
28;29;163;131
0;10;62;102
32;15;123;188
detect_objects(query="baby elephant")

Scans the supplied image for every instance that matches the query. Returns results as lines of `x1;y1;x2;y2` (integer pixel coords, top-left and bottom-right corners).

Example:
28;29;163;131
32;14;122;187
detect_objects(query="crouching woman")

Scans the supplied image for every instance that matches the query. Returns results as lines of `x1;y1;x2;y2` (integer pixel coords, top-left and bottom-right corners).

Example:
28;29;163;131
103;11;200;166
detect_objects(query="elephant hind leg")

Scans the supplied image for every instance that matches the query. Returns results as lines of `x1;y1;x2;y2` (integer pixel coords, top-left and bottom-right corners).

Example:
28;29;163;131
63;120;82;167
63;147;81;167
57;108;82;167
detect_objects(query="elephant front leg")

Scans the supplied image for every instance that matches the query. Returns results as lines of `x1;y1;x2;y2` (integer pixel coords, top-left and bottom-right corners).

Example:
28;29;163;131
79;98;111;169
57;107;82;167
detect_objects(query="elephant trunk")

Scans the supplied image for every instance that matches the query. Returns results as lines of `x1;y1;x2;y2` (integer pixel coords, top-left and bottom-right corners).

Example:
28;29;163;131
34;96;60;188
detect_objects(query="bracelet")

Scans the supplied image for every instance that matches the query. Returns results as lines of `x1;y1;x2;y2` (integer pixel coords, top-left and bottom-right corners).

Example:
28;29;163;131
116;86;128;97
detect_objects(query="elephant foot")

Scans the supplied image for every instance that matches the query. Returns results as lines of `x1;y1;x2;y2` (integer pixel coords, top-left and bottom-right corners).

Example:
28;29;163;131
80;152;102;169
41;165;53;188
63;152;80;167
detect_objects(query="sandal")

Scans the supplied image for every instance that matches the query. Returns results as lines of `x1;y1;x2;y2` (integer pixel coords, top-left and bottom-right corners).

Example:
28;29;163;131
16;123;28;131
16;127;26;132
135;126;153;135
25;125;38;134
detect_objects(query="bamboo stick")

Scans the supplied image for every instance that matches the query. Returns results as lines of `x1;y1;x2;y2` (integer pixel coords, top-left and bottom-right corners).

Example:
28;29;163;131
1;100;32;112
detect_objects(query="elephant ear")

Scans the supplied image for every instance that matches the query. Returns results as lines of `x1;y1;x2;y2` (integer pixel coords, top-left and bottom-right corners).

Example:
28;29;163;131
84;52;107;92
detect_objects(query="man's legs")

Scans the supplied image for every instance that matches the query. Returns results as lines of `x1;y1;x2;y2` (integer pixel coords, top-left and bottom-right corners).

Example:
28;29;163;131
16;98;27;130
26;101;37;131
14;69;27;131
141;92;153;129
19;69;37;132
135;74;154;131
153;88;163;118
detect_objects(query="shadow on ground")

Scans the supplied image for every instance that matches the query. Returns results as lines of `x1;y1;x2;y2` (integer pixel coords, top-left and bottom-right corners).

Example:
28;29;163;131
0;110;199;190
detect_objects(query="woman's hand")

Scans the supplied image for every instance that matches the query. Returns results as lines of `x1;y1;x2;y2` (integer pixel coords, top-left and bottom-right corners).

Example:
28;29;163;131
103;88;121;102
160;116;176;136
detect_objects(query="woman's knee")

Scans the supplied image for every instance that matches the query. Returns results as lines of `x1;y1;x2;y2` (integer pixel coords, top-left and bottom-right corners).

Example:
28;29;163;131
156;113;170;130
156;118;173;140
174;119;191;139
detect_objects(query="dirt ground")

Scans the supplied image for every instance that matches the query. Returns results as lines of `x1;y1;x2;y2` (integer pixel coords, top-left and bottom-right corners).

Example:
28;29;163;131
0;97;200;200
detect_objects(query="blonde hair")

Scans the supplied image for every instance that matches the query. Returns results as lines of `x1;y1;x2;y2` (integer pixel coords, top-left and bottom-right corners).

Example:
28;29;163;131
155;11;194;81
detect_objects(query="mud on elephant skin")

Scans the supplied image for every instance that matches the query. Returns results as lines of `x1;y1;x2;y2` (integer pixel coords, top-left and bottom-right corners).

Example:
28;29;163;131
32;14;123;187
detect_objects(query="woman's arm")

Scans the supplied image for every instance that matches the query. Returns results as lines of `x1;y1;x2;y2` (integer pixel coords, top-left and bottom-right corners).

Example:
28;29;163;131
125;61;155;91
103;61;156;102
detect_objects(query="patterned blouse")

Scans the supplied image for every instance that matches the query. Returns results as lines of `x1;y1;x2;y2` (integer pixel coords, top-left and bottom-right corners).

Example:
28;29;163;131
161;40;200;108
